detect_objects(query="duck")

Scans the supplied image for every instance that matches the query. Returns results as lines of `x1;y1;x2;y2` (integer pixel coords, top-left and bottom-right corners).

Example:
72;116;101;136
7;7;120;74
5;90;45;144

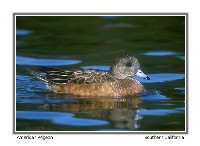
28;55;150;97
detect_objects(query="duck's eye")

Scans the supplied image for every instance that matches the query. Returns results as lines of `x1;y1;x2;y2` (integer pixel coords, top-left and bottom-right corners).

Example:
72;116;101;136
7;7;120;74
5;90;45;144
125;62;132;67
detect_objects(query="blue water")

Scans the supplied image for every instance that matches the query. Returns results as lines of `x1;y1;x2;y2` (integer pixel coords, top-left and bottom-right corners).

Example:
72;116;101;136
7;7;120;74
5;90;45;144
16;56;81;66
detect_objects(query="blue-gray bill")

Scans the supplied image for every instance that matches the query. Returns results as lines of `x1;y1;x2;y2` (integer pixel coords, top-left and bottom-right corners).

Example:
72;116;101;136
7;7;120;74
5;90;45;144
135;69;150;80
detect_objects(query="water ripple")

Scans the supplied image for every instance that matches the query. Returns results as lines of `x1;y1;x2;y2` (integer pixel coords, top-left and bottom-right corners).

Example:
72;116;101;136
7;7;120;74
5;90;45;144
144;51;177;56
16;29;32;35
17;111;109;126
134;73;185;83
16;56;81;66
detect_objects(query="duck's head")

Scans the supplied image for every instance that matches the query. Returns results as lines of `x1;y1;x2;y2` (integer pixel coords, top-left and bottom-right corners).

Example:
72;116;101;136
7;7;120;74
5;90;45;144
110;55;150;80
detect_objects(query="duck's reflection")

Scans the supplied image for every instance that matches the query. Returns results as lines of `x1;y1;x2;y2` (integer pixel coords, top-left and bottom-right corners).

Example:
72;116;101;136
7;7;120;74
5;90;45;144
43;96;143;130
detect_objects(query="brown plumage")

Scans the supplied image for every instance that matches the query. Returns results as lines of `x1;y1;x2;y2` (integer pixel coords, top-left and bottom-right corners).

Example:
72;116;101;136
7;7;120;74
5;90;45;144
28;55;150;97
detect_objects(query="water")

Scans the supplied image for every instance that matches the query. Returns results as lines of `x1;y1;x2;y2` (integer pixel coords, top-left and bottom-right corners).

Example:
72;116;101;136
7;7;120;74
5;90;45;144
16;16;185;132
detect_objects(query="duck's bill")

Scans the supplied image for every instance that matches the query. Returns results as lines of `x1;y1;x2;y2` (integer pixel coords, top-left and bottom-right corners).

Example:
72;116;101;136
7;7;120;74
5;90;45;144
135;69;150;80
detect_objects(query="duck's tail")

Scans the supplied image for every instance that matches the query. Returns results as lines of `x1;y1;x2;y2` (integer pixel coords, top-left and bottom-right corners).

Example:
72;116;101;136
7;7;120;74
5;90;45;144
25;67;50;83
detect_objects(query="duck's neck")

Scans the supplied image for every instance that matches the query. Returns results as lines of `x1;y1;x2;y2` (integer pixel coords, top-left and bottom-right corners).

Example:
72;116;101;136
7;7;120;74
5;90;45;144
109;66;127;79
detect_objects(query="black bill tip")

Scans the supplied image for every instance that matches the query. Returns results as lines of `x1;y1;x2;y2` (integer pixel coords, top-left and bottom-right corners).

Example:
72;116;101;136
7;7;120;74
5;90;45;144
145;76;150;80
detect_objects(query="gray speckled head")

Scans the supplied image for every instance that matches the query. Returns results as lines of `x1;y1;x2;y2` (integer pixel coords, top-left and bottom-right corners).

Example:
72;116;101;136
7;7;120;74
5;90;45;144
110;55;150;80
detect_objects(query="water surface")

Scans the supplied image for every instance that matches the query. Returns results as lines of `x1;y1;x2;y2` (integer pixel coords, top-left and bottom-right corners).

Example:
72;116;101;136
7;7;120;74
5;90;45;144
16;16;186;132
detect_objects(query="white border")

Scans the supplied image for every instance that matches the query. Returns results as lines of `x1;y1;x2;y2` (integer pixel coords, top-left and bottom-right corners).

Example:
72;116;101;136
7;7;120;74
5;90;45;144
14;13;187;134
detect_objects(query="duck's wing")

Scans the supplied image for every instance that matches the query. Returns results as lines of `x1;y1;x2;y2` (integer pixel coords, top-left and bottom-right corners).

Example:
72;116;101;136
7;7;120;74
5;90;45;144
70;69;116;84
27;67;115;84
26;66;70;84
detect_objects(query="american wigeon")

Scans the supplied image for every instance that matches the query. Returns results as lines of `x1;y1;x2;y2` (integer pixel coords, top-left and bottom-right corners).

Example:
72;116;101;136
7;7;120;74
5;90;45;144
28;55;150;97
